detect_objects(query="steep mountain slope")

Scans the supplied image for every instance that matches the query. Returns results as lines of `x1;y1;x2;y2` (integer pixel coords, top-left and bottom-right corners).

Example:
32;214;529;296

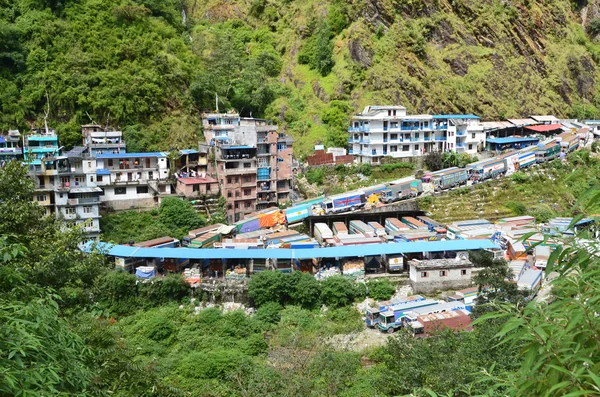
1;0;599;155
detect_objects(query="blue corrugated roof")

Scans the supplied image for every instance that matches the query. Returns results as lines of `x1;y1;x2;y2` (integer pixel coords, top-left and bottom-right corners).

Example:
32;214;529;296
96;168;111;175
179;149;199;155
97;152;166;159
224;145;252;150
86;240;499;260
486;137;540;144
433;115;480;119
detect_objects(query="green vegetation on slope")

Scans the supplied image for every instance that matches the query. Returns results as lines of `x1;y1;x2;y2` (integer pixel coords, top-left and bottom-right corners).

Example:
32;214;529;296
2;160;600;396
3;0;600;156
100;197;206;243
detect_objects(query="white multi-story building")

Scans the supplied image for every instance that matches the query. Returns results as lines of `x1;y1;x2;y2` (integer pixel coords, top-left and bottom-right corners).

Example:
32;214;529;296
348;106;485;164
81;124;126;156
95;152;173;210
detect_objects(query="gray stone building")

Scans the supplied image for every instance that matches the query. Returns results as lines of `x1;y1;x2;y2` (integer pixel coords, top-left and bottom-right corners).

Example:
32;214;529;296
408;258;474;294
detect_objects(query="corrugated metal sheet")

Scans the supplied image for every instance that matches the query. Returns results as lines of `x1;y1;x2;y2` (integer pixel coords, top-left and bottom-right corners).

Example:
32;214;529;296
87;240;500;260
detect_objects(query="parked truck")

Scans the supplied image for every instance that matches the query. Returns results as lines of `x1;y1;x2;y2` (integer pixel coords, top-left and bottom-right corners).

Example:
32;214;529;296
536;141;561;163
365;295;426;327
377;299;440;333
381;177;423;202
322;190;366;214
314;223;334;246
332;222;348;236
368;221;387;238
468;158;508;182
384;217;411;237
431;168;469;190
349;220;376;237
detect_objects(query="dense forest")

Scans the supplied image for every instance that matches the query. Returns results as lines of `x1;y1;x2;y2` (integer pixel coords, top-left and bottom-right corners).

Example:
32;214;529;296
2;154;600;396
2;0;600;155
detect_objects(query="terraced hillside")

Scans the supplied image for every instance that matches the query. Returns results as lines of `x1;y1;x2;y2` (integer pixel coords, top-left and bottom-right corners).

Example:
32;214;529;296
418;150;600;223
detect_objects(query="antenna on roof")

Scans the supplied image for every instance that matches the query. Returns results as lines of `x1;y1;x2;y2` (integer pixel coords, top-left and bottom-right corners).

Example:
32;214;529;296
85;111;97;126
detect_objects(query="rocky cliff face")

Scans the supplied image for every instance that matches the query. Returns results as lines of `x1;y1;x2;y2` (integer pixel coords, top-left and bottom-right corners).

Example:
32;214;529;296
193;0;599;154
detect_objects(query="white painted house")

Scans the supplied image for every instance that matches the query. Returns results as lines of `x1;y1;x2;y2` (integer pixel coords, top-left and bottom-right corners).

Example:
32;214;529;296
95;152;173;210
348;106;485;164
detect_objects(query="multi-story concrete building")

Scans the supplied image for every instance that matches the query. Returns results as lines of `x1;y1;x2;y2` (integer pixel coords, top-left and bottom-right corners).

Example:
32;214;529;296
202;111;295;223
0;130;22;165
23;128;60;166
81;123;126;156
53;146;102;237
215;145;258;222
24;129;61;216
95;152;173;210
348;106;484;164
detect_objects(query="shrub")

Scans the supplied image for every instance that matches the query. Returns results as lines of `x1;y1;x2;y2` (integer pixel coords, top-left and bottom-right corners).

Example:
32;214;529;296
248;270;287;306
505;201;527;216
358;163;372;176
365;279;396;301
254;302;283;325
510;172;530;183
321;276;357;308
288;271;322;309
305;167;325;185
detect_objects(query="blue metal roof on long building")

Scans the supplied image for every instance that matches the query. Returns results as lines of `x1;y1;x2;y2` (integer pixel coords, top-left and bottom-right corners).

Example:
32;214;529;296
96;152;167;158
88;240;499;260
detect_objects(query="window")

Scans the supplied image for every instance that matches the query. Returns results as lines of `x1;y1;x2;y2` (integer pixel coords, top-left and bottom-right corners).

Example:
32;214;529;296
414;145;419;151
136;186;148;194
227;177;232;184
244;163;251;168
87;162;92;168
97;175;103;182
234;177;239;183
36;194;47;202
227;191;232;198
403;145;410;151
115;187;127;195
98;188;104;196
90;176;95;183
440;270;447;277
244;176;251;183
244;189;251;196
421;272;428;278
74;176;84;184
235;203;239;209
193;184;199;192
83;206;93;214
461;269;467;276
390;145;397;152
227;204;232;210
472;133;476;139
245;202;251;208
206;184;211;192
236;191;240;197
148;171;153;180
468;144;473;150
108;159;113;167
393;110;397;116
277;143;287;150
65;207;76;215
391;133;398;140
415;132;419;138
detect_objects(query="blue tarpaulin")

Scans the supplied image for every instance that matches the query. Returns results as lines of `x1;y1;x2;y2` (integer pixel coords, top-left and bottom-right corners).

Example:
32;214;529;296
135;266;156;279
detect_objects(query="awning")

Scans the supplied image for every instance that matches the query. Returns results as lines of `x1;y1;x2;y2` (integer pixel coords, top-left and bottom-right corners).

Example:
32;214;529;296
524;124;562;132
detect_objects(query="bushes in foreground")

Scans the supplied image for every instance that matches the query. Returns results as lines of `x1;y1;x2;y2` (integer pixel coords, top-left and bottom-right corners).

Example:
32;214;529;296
249;271;396;308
